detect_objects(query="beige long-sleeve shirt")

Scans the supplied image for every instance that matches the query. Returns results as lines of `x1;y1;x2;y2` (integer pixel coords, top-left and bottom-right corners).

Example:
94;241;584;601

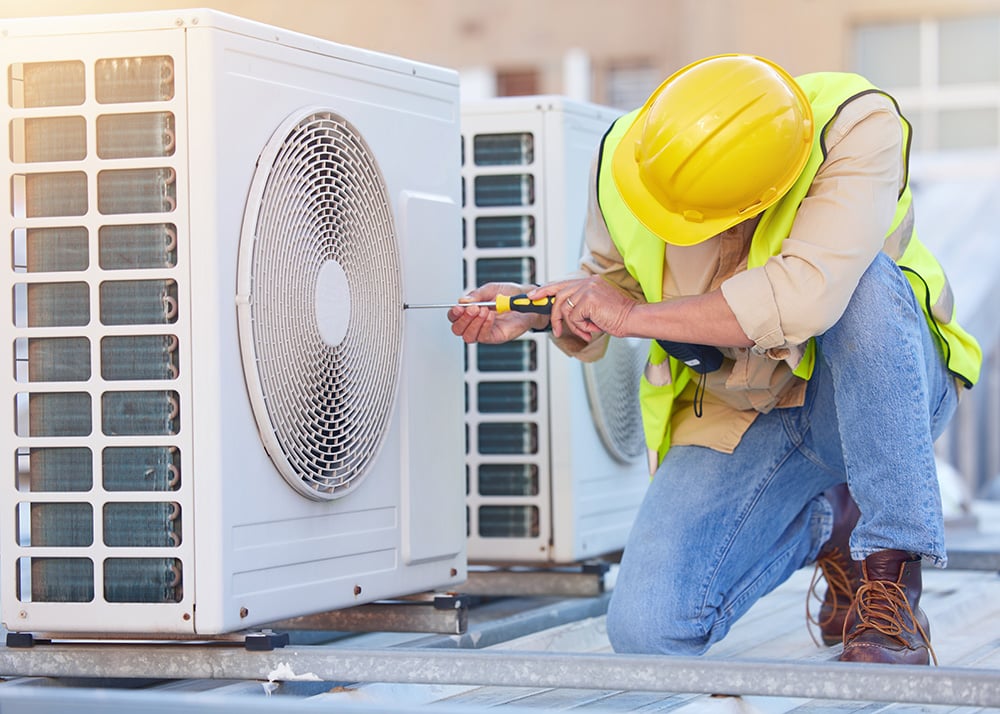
555;92;906;453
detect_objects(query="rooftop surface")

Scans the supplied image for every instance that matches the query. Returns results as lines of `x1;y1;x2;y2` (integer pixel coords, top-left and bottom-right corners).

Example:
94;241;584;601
1;502;998;713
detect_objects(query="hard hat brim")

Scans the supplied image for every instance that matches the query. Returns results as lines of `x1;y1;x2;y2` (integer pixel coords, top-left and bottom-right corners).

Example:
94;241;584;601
610;54;813;247
611;107;742;247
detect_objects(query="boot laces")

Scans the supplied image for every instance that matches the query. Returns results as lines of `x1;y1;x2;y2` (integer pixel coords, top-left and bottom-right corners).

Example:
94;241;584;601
806;547;857;646
847;578;938;665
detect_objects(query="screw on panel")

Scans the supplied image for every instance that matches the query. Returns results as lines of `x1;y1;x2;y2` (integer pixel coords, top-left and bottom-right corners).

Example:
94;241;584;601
239;607;249;619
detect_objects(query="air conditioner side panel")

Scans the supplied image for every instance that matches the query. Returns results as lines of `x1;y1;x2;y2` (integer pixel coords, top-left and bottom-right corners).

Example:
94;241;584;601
461;107;554;563
543;104;650;563
399;192;466;566
0;26;198;636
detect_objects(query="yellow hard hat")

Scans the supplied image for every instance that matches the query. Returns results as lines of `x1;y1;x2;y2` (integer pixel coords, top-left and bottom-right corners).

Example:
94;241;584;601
612;54;814;246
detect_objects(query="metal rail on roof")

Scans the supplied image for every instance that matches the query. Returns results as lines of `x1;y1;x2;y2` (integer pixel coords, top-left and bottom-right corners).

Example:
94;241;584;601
1;644;999;708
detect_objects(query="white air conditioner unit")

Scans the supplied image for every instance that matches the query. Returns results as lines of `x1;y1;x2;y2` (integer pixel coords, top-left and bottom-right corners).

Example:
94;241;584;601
0;9;466;639
461;97;650;564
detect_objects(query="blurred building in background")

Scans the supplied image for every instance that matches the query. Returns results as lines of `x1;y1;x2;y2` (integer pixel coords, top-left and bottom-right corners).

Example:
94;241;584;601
4;0;1000;152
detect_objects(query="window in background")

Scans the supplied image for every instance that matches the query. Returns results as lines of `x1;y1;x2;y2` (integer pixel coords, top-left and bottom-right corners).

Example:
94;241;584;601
496;68;539;97
854;14;1000;151
604;61;659;111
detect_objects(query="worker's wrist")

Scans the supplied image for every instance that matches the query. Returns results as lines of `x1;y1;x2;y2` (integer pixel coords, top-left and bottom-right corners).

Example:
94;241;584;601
622;302;655;340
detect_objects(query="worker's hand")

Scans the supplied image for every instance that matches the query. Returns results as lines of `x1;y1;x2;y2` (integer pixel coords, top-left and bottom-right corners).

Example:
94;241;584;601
529;276;637;341
448;282;542;344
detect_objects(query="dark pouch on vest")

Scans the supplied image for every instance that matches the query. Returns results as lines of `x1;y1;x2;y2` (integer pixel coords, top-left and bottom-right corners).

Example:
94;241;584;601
655;340;724;374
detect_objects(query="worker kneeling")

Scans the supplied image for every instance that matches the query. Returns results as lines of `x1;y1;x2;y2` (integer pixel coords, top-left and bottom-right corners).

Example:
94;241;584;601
449;54;981;665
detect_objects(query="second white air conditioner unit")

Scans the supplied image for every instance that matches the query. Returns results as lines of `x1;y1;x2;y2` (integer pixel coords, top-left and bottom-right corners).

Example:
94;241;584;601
461;96;650;565
0;9;466;639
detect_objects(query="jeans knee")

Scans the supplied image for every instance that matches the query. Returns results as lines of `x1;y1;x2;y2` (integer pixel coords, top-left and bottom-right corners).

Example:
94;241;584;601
606;593;715;656
818;253;919;358
852;253;916;318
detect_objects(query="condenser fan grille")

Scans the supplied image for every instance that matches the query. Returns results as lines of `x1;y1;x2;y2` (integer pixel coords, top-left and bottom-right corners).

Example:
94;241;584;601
238;110;402;500
582;337;647;463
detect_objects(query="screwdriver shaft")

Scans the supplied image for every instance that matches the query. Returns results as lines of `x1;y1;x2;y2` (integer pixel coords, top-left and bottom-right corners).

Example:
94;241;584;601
403;301;494;309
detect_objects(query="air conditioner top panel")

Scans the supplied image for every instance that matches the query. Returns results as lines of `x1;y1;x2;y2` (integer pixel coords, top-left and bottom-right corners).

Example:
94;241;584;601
461;95;622;122
0;8;458;86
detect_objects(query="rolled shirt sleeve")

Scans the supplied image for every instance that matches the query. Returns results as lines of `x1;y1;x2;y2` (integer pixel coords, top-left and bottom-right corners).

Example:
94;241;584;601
720;93;905;351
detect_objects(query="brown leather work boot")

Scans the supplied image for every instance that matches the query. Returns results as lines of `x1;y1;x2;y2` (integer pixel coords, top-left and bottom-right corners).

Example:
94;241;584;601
839;549;936;665
807;484;861;646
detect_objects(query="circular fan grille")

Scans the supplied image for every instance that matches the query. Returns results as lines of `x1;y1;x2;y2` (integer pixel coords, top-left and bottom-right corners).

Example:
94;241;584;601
582;336;648;463
237;110;402;500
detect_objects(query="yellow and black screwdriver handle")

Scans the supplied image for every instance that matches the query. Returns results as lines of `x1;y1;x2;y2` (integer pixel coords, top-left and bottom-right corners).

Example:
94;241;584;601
494;293;556;314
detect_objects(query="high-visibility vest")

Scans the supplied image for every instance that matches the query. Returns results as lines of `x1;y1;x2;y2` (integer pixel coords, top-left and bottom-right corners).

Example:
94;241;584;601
596;72;983;463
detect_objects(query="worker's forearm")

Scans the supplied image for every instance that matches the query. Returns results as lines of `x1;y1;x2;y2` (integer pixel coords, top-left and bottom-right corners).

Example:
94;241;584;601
623;290;754;348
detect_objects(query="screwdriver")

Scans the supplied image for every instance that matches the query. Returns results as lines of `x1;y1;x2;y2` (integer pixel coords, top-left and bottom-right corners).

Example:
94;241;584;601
403;293;555;314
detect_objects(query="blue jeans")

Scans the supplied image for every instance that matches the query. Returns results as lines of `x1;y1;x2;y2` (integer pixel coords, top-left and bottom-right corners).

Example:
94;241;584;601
606;253;960;655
